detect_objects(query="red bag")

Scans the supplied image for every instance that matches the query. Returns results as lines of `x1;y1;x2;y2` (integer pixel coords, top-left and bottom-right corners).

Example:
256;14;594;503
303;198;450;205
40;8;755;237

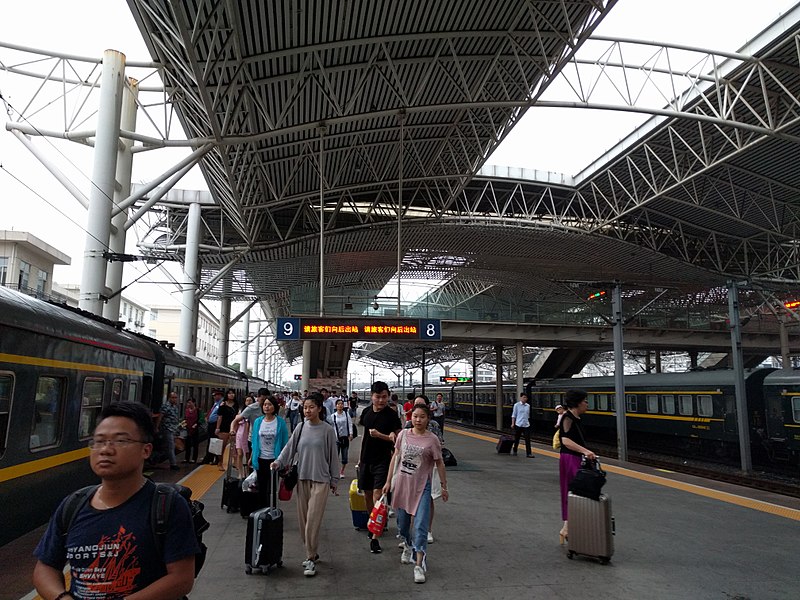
367;494;389;537
278;478;293;501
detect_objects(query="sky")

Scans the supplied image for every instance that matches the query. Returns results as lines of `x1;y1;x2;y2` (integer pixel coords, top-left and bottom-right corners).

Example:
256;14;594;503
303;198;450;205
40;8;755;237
0;0;797;380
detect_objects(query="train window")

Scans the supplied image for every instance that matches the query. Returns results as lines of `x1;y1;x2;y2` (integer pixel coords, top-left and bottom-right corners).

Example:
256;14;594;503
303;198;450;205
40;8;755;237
587;395;595;410
595;394;607;411
647;395;659;414
679;395;693;416
609;395;616;413
111;379;123;403
128;381;138;403
626;395;637;412
697;395;713;417
78;379;105;439
0;374;13;455
792;397;800;423
30;376;65;450
662;395;675;415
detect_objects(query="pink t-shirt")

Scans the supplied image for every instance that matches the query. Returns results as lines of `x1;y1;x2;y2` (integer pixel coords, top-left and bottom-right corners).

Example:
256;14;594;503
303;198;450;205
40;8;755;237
391;429;442;515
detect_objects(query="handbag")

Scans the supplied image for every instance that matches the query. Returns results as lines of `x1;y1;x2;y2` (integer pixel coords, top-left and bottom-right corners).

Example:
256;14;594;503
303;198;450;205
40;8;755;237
241;470;258;492
552;430;561;450
568;456;607;501
281;421;304;491
367;494;389;537
208;437;223;455
278;478;293;501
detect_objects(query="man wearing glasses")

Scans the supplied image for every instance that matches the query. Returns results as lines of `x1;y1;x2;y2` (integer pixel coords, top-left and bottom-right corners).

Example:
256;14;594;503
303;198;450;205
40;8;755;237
33;402;198;600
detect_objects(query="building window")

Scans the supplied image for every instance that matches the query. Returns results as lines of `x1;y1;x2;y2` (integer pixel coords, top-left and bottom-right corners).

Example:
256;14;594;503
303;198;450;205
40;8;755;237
150;309;158;320
19;261;31;290
0;257;7;286
36;270;48;294
31;376;65;449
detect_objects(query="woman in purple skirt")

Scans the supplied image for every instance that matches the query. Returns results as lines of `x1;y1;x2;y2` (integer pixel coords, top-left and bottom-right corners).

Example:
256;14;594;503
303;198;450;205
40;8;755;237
558;389;596;544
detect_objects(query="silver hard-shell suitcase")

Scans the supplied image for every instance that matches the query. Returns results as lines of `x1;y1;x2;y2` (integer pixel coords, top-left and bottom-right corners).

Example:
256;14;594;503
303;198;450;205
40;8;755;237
567;492;614;564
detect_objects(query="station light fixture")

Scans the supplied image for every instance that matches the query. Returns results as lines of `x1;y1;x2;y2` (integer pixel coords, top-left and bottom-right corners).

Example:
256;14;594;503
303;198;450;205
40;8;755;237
784;300;800;309
587;290;607;301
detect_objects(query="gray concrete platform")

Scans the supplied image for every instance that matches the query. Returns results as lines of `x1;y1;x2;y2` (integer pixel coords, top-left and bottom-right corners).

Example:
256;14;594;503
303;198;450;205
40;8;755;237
189;426;800;600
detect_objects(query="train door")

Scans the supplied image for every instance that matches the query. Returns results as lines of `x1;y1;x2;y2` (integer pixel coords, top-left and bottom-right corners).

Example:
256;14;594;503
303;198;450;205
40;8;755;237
765;392;787;440
723;395;737;434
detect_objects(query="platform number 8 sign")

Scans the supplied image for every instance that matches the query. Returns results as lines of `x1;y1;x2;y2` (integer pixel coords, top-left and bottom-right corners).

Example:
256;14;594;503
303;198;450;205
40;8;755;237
419;319;442;341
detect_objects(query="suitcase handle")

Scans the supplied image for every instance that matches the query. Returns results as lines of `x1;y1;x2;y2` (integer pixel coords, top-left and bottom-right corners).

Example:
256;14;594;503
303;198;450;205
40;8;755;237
272;465;279;507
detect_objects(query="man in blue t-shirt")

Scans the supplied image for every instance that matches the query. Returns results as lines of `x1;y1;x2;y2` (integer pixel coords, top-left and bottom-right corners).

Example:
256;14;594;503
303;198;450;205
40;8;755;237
33;402;198;600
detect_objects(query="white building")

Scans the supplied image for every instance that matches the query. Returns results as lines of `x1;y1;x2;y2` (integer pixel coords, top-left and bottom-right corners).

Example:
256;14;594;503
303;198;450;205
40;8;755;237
149;304;220;363
0;230;70;300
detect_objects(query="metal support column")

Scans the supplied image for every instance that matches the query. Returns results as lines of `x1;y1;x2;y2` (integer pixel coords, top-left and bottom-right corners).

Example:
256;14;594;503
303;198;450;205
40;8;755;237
728;282;753;474
515;341;523;398
318;126;326;317
103;77;138;321
472;346;477;426
612;282;628;462
780;314;790;367
254;333;261;383
177;202;201;354
495;344;503;430
421;348;426;396
217;274;232;366
79;50;125;315
241;309;251;374
302;341;312;388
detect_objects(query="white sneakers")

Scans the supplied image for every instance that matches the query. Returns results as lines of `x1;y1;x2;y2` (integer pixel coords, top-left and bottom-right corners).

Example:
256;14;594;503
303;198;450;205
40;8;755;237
303;559;316;577
427;531;434;544
414;565;426;583
400;544;414;564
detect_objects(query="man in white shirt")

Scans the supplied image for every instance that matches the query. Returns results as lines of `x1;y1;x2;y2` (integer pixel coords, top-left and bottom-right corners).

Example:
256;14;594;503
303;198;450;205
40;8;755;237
511;393;534;458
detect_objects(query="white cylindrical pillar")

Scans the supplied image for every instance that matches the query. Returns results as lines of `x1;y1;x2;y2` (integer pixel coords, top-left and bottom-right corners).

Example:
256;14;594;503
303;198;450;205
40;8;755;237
104;78;138;322
241;309;250;374
302;340;312;388
217;274;232;366
177;202;201;354
80;49;126;315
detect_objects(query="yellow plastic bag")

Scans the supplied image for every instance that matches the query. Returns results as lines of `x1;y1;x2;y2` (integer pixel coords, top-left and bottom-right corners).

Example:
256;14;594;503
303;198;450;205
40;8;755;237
552;430;561;450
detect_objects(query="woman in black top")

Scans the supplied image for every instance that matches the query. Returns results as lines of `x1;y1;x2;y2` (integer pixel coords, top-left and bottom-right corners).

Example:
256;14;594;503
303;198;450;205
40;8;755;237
558;389;596;543
215;389;238;471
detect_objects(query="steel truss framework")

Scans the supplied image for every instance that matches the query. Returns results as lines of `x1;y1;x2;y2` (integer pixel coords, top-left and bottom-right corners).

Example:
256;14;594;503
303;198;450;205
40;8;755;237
4;2;800;361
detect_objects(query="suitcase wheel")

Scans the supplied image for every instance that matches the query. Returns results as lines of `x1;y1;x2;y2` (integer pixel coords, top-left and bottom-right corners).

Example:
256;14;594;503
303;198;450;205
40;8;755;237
567;551;575;560
599;557;610;565
245;566;252;574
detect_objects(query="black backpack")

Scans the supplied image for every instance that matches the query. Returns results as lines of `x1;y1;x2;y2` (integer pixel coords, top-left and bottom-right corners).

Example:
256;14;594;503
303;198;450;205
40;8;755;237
59;482;209;577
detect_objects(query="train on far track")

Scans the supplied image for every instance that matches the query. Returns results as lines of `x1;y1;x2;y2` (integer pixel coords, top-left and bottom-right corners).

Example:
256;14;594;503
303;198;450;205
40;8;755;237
416;369;800;468
0;286;266;547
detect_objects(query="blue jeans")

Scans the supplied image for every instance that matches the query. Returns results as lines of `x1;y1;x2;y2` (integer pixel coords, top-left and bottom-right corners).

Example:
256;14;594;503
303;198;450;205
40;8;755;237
164;431;177;466
288;410;300;431
397;478;432;567
337;437;349;465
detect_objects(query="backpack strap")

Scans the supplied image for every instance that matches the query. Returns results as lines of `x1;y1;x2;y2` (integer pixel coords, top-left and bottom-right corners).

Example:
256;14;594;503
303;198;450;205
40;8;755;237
58;485;99;539
151;483;177;559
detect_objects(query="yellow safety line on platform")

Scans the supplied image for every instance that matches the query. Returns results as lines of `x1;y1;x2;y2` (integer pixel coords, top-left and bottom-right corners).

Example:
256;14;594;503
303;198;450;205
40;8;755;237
24;464;224;600
449;426;800;522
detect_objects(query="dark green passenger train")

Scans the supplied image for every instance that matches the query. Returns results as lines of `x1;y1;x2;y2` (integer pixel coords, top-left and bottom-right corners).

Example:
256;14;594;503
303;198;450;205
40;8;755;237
0;286;265;546
423;368;800;467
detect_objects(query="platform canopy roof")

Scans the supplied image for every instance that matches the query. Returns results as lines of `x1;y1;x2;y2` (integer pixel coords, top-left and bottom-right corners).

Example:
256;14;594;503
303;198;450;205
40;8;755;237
125;0;800;362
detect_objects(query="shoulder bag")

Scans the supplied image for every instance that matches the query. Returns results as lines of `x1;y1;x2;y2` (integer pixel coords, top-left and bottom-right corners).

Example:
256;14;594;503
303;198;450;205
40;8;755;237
568;456;607;500
281;421;304;491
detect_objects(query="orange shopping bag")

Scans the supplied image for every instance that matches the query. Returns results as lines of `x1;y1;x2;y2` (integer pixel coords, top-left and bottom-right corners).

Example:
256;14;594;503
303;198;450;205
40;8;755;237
367;494;389;537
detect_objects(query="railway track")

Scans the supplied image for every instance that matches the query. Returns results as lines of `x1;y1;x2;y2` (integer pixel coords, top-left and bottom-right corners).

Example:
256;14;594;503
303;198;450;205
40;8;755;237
449;419;800;499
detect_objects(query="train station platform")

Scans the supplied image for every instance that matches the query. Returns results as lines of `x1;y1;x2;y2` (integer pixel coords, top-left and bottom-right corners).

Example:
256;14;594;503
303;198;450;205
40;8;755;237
11;423;800;600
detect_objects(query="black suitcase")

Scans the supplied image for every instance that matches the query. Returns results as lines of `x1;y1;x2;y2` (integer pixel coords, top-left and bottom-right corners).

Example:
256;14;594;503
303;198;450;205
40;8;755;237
221;448;241;513
496;435;514;454
240;488;264;519
245;470;283;575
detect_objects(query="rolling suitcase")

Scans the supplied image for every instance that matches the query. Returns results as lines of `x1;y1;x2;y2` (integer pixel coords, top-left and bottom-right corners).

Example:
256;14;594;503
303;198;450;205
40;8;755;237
221;447;241;513
349;479;369;529
245;470;283;574
496;435;514;454
566;492;614;564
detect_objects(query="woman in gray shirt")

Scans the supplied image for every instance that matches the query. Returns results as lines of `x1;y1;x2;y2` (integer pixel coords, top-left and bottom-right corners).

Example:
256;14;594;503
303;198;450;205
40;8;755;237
272;392;339;577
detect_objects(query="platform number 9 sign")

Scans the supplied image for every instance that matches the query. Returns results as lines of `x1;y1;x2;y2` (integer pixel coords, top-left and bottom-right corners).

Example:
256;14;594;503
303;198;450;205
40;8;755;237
277;317;301;340
419;319;441;341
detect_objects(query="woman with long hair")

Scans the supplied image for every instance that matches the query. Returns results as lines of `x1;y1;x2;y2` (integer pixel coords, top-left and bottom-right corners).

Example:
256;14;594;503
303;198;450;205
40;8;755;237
271;392;339;577
383;404;448;584
558;389;596;544
251;396;289;507
235;395;255;476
